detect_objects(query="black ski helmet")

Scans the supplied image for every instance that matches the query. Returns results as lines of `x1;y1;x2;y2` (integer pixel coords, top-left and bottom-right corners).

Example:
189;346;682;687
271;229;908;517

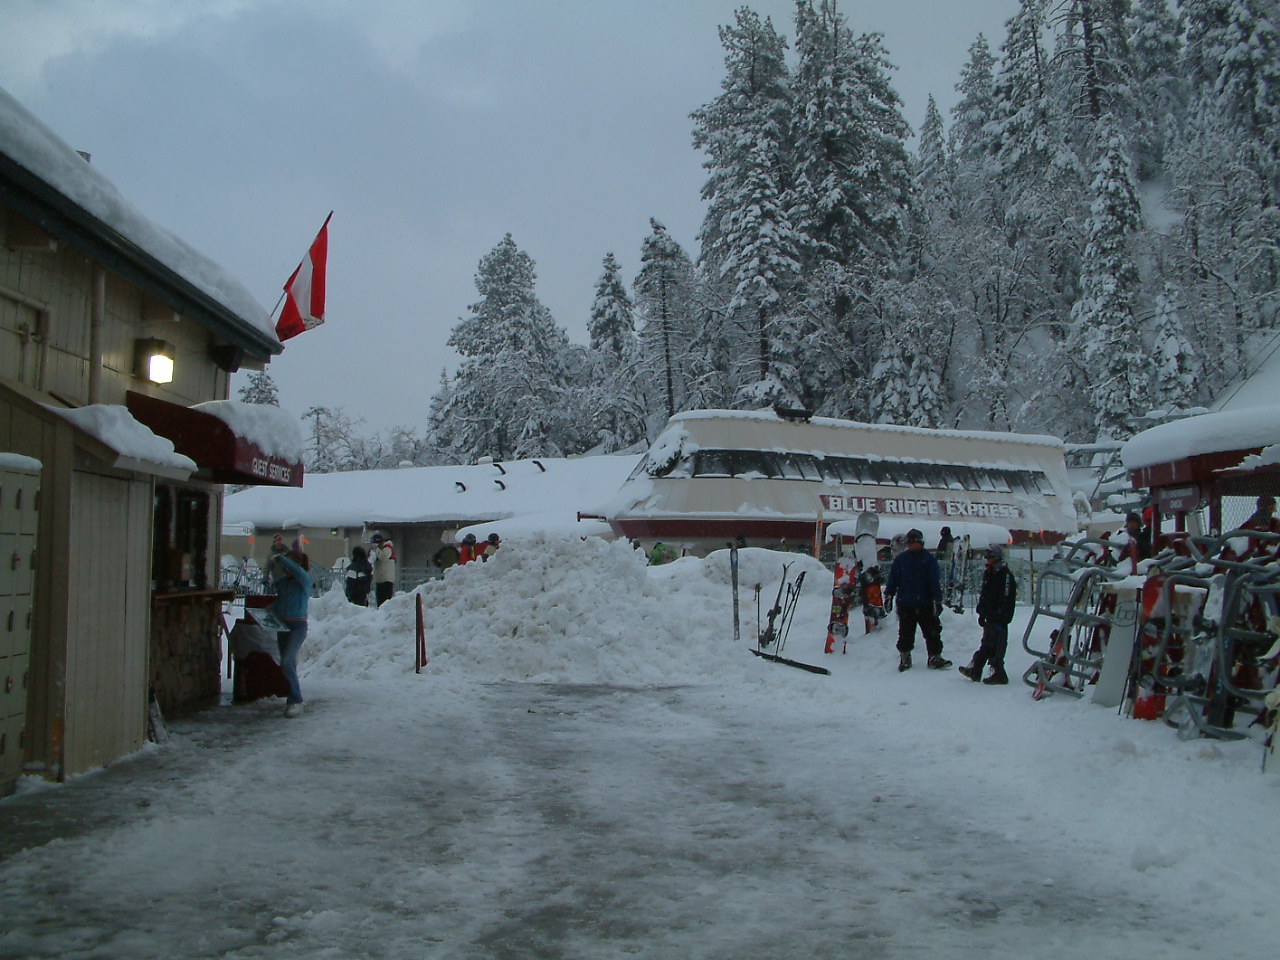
906;528;924;544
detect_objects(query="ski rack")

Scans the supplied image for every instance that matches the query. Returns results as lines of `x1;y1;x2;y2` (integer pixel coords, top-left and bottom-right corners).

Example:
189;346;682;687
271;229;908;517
1145;530;1280;741
1020;537;1132;699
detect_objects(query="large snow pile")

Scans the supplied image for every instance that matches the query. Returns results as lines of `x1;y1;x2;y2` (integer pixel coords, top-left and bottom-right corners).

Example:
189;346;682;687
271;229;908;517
302;535;829;688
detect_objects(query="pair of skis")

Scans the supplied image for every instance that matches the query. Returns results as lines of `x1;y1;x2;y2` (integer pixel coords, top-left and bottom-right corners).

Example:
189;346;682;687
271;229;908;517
943;535;972;614
730;543;828;675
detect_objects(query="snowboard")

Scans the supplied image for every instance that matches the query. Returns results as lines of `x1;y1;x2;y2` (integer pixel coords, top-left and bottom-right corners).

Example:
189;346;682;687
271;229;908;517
853;512;885;633
824;545;858;654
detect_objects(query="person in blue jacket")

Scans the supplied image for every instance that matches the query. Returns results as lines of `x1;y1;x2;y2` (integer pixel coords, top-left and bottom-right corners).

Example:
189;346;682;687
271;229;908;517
884;528;952;673
267;534;313;717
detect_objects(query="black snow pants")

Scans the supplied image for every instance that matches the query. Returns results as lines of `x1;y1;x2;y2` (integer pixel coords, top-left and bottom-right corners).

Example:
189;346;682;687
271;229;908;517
896;603;943;658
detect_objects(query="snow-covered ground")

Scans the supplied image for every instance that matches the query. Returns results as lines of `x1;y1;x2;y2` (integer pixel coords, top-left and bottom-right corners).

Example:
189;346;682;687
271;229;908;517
1;536;1275;959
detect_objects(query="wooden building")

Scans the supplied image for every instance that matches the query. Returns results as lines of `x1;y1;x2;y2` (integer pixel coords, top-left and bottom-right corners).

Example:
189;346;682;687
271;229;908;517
0;87;301;789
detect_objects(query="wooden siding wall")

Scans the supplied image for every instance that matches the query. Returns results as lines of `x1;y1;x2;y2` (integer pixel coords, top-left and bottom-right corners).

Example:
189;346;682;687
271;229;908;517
64;469;152;776
0;207;231;409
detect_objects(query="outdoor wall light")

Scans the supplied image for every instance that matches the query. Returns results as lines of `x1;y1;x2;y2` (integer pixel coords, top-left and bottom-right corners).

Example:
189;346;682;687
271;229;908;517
134;338;175;384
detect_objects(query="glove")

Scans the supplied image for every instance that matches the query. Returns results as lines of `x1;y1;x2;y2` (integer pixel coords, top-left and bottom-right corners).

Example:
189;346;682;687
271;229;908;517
978;616;988;627
884;594;894;613
933;599;943;618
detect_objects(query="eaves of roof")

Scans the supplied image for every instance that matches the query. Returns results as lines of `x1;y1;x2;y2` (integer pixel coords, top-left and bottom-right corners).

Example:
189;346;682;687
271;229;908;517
0;153;281;361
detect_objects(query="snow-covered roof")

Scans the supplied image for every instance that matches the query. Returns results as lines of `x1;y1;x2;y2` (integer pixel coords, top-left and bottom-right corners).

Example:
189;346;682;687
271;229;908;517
1120;405;1280;471
223;455;642;532
0;85;277;350
671;408;1064;449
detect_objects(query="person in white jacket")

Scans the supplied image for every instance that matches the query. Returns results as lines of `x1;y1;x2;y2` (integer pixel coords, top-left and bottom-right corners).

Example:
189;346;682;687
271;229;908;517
370;533;396;607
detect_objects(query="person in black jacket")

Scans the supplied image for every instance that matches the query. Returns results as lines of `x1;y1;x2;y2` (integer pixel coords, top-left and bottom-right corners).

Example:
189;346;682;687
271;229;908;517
344;545;373;606
960;544;1018;685
884;528;951;672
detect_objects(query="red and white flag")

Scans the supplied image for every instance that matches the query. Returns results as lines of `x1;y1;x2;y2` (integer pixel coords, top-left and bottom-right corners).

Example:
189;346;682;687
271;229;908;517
276;212;332;342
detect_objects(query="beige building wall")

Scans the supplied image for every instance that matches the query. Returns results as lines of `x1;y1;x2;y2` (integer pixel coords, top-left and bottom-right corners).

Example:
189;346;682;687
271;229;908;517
0;208;230;411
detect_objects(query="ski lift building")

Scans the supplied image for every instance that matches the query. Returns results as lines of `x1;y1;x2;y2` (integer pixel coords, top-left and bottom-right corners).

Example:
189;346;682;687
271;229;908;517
606;409;1078;555
1122;405;1280;542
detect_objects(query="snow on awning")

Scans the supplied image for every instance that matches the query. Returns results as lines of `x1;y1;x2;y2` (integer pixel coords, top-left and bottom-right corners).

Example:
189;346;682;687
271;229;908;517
1122;406;1280;470
1121;406;1280;487
126;391;304;487
43;402;195;479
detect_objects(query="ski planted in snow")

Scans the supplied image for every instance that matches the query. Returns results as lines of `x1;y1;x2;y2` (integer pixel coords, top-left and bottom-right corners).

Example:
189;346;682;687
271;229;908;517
950;535;972;614
752;564;827;674
729;542;740;645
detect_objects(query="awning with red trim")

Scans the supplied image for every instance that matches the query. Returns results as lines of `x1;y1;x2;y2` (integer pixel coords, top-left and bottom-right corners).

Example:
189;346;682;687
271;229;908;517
126;391;304;487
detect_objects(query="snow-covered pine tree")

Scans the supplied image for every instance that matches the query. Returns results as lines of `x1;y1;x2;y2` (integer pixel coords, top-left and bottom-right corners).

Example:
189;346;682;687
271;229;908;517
1183;0;1280;174
788;0;913;417
1126;0;1184;178
634;219;700;420
433;235;577;460
868;328;911;425
1175;0;1279;352
236;370;280;406
582;252;650;451
790;0;912;271
949;33;998;167
718;139;805;407
589;252;634;361
691;7;802;408
1149;282;1202;410
1068;120;1148;438
916;95;950;203
906;340;945;428
1054;0;1135;124
692;7;793;276
990;0;1056;191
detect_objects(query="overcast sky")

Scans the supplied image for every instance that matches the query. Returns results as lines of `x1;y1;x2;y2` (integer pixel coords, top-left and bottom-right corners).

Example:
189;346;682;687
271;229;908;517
0;0;1018;435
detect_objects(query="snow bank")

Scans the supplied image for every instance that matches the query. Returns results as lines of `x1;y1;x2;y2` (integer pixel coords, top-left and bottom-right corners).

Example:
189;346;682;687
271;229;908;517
302;536;829;688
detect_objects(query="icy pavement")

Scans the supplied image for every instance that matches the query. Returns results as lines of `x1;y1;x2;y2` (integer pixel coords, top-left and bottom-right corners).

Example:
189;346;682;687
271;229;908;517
2;538;1276;959
0;676;1251;960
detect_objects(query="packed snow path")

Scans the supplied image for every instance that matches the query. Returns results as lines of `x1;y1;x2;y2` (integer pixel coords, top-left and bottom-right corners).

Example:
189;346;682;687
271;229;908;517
0;679;1235;960
2;537;1275;958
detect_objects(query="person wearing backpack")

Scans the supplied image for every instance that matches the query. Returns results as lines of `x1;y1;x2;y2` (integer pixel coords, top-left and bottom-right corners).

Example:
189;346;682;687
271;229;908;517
344;545;373;606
